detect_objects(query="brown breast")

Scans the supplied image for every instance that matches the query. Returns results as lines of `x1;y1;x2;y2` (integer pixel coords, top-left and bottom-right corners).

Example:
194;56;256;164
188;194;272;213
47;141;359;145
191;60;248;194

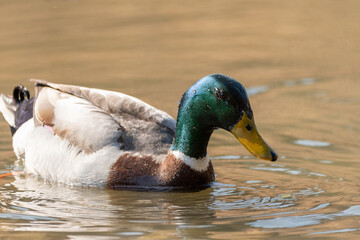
106;152;215;189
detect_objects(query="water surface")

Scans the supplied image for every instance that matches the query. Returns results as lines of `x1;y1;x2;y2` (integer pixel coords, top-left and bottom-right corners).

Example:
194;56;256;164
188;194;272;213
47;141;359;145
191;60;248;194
1;1;360;239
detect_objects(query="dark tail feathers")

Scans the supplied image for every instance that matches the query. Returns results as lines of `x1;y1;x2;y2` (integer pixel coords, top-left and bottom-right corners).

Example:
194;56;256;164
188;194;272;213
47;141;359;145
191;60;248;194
10;85;34;135
13;85;31;104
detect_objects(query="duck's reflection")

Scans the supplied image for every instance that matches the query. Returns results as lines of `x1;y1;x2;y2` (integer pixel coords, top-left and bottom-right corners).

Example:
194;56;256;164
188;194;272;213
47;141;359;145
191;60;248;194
3;173;346;238
2;175;217;238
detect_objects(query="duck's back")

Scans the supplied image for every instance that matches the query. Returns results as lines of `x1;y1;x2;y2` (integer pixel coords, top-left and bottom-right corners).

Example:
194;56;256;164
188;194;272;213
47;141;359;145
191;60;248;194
32;80;176;156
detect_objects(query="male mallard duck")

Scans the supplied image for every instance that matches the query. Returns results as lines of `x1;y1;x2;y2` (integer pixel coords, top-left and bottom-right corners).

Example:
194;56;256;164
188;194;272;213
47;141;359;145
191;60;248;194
0;74;277;188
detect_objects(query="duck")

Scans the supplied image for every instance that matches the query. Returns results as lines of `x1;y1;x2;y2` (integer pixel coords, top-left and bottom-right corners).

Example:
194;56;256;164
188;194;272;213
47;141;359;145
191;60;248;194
0;74;277;189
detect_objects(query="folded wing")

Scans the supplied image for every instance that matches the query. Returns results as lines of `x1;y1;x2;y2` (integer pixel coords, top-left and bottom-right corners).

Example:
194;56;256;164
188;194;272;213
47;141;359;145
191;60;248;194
32;80;176;155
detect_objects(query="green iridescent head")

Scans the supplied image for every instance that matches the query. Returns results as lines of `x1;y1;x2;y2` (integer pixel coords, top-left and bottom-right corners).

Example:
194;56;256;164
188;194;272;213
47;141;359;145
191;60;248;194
170;74;277;161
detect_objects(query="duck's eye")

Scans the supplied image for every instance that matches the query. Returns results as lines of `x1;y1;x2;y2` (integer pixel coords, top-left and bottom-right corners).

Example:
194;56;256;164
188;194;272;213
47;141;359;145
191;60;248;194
245;124;252;131
215;87;228;101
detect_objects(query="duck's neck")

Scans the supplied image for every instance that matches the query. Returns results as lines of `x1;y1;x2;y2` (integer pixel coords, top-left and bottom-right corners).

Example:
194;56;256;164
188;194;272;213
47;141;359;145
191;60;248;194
170;109;213;159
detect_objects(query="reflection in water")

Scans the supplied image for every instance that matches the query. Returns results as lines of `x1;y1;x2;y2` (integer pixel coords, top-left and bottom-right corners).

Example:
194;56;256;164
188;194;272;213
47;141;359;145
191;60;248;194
1;175;218;238
248;205;360;229
1;157;360;238
0;173;332;238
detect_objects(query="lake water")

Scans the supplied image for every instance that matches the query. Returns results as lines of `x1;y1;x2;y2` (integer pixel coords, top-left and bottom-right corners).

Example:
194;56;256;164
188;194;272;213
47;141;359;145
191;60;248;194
1;1;360;239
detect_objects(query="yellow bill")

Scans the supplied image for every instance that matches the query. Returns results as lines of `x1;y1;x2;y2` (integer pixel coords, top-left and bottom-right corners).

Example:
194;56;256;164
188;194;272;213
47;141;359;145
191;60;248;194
231;112;277;161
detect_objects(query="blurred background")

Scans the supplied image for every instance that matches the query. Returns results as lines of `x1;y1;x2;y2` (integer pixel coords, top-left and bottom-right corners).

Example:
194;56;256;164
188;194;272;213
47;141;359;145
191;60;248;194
1;0;359;157
0;1;360;238
1;1;359;104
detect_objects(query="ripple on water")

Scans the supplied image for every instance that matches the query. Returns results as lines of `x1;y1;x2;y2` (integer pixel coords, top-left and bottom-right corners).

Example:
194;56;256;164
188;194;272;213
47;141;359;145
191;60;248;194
245;180;262;184
0;213;57;221
247;77;316;97
246;86;269;96
294;139;331;147
284;77;316;86
247;205;360;230
250;165;326;178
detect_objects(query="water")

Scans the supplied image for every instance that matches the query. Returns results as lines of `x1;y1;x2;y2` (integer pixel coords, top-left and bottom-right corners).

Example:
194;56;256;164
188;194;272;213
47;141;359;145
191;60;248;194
1;0;360;239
